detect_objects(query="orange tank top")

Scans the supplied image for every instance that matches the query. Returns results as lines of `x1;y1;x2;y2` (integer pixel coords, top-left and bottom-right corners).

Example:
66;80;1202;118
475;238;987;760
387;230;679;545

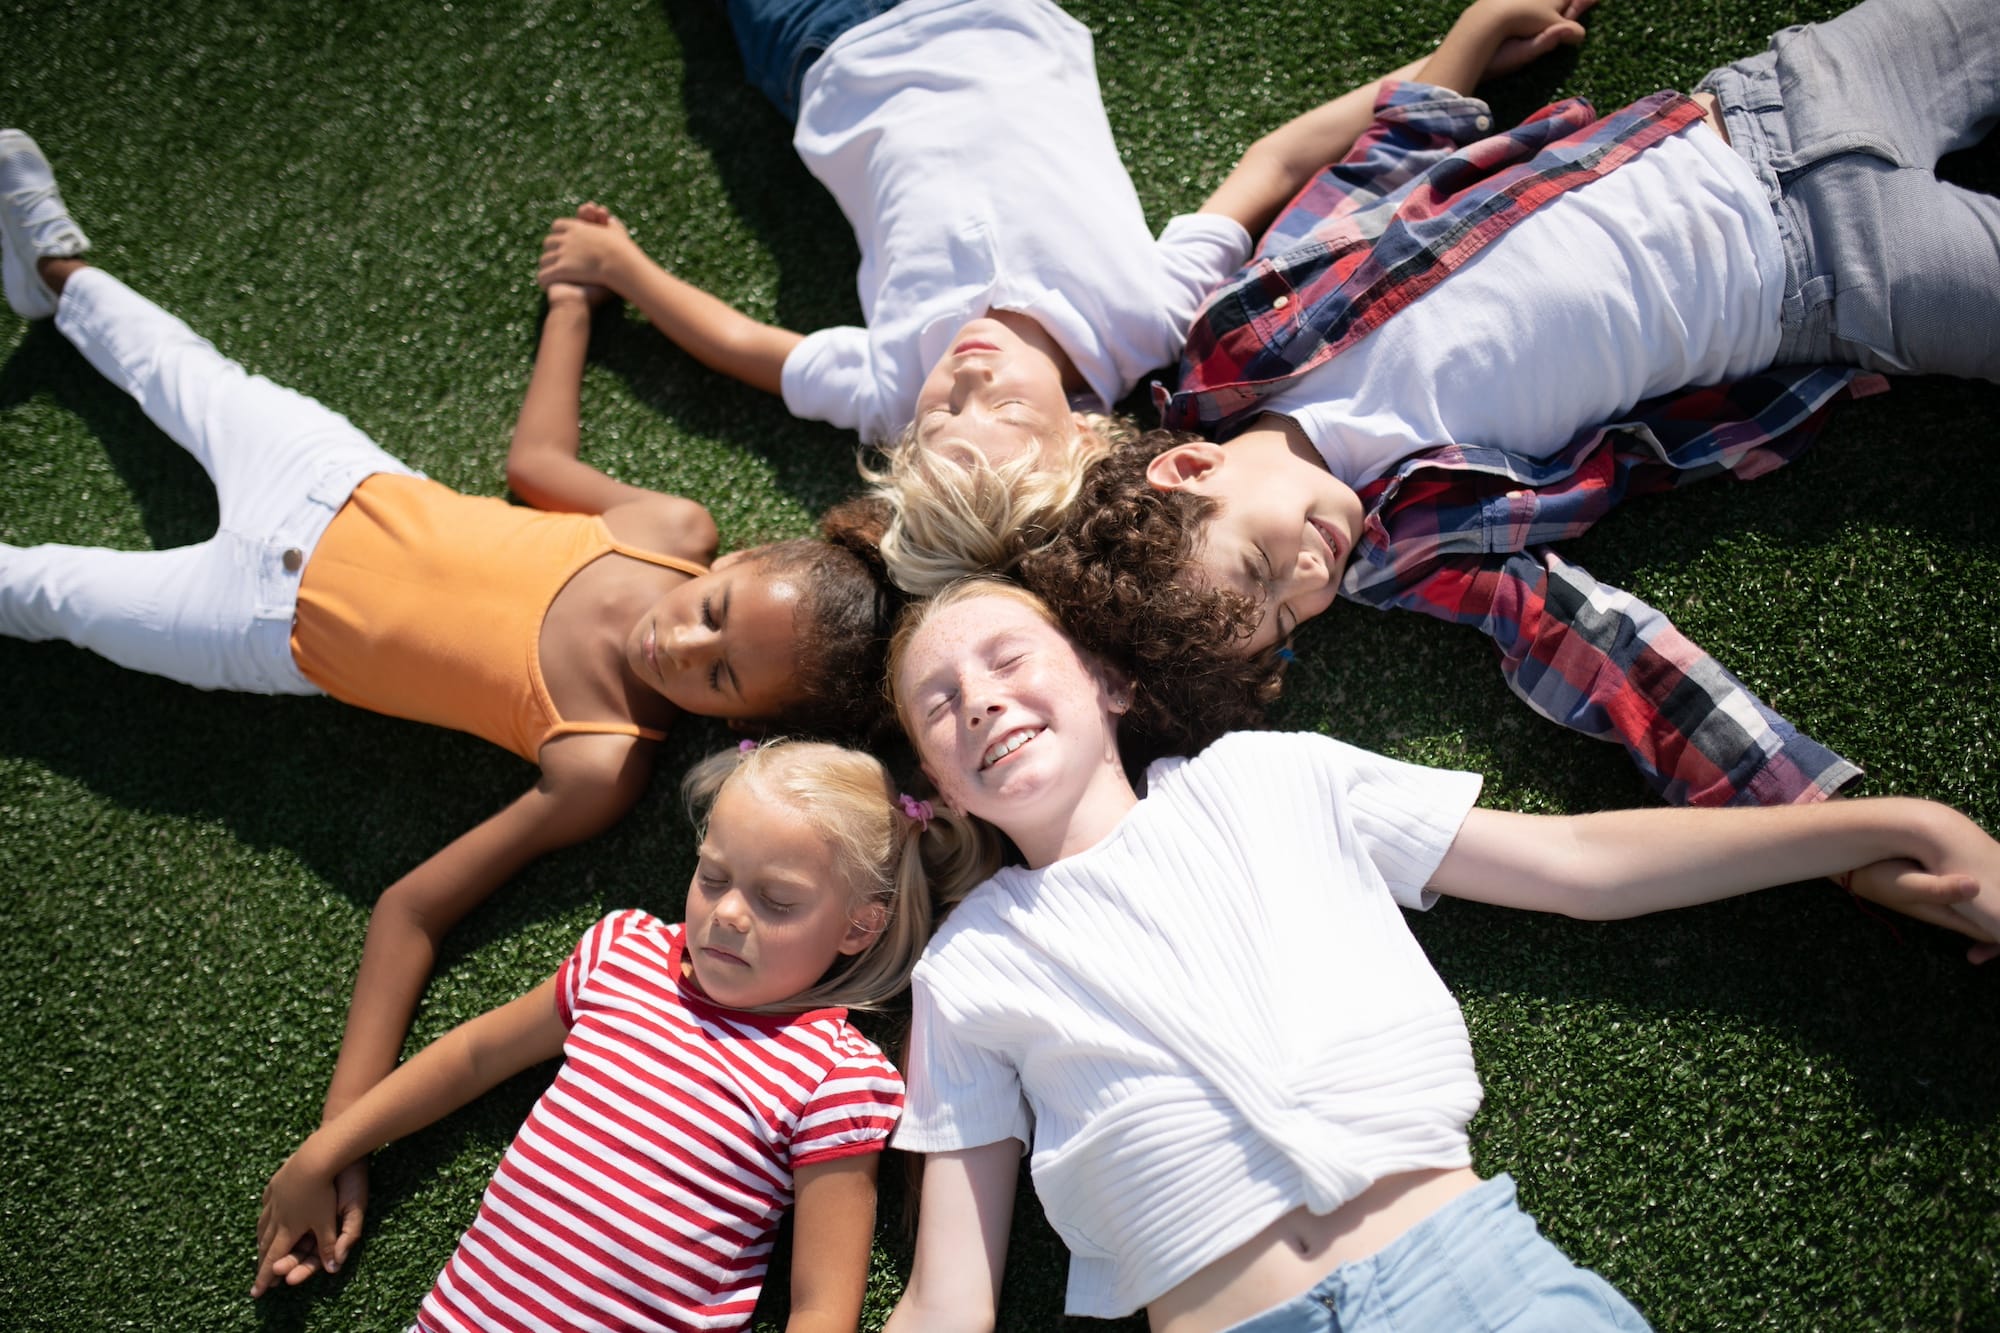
290;473;707;763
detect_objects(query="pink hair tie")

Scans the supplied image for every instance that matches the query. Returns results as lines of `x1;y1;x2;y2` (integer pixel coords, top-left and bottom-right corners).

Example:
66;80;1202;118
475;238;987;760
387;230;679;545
738;738;758;754
898;794;933;830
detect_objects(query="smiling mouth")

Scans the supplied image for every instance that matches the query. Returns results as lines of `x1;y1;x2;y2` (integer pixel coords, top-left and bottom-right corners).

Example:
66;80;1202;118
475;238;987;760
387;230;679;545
1307;517;1346;571
982;727;1040;769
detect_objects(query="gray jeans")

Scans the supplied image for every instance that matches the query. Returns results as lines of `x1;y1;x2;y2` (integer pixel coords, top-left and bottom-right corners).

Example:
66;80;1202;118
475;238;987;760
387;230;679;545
1699;0;2000;379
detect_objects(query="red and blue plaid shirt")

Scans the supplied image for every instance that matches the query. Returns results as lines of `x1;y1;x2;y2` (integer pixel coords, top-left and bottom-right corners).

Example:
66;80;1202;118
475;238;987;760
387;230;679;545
1160;81;1882;808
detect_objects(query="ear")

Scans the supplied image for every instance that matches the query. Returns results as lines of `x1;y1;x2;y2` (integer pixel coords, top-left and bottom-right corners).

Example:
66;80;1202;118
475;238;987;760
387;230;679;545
1098;663;1135;716
1144;440;1227;493
839;900;890;955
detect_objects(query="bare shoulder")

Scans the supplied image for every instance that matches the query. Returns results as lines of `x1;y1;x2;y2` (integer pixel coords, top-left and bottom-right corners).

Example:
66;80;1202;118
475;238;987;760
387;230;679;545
536;731;660;829
600;493;720;564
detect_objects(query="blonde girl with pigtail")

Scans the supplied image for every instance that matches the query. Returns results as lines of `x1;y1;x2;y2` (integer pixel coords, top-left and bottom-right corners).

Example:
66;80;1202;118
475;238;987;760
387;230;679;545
254;739;992;1333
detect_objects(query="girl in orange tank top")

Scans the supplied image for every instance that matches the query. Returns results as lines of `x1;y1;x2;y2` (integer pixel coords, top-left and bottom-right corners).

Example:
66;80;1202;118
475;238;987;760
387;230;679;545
2;151;902;1287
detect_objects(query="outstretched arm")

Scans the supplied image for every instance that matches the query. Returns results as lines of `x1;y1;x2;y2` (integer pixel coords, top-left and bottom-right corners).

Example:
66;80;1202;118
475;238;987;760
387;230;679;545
253;974;570;1295
1418;0;1594;97
1199;57;1425;236
504;268;720;561
1201;0;1596;236
883;1142;1023;1333
1432;796;1999;947
536;203;803;398
285;733;652;1284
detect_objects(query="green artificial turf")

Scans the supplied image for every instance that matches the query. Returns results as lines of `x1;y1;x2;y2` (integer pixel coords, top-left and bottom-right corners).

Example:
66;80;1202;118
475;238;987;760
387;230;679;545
3;0;1996;1328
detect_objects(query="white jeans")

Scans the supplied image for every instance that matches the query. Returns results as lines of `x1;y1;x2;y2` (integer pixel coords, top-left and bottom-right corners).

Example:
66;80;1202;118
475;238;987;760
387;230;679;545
0;268;415;693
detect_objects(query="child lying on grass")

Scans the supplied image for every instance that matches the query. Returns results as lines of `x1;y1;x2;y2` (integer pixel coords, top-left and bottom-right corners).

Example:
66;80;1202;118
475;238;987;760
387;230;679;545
1023;0;1999;828
254;740;990;1330
0;132;901;1281
882;579;1998;1330
536;0;1592;594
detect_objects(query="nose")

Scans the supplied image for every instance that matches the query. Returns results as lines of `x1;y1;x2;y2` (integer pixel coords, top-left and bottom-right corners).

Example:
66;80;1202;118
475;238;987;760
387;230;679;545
948;362;992;409
961;699;1003;729
667;619;718;666
711;886;752;932
1289;541;1330;594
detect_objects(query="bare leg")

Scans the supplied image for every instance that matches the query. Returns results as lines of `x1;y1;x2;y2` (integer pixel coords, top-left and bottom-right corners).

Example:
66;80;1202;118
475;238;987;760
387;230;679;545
37;254;85;295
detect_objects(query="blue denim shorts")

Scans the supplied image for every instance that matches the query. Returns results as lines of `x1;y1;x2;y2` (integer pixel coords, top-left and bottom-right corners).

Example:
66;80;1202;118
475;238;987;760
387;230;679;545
1696;0;2000;380
1218;1175;1650;1333
723;0;901;121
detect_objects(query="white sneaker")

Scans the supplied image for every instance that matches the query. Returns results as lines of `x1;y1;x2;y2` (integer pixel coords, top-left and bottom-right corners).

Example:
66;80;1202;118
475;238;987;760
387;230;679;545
0;130;90;320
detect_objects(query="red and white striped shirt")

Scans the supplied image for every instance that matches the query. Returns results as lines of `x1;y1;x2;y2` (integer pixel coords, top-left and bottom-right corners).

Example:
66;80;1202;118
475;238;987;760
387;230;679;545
417;911;904;1332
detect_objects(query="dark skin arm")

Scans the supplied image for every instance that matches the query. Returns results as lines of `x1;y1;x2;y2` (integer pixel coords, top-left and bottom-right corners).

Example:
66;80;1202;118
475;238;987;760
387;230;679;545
504;273;720;560
537;203;803;399
273;731;656;1284
270;273;703;1284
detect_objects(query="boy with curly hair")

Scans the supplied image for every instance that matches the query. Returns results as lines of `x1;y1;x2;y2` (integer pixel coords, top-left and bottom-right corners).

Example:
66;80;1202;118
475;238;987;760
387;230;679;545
536;0;1592;594
1026;0;1998;817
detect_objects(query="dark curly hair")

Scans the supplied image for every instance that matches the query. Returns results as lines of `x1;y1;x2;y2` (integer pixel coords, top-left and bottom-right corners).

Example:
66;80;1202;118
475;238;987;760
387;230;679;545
1017;427;1283;768
742;496;909;747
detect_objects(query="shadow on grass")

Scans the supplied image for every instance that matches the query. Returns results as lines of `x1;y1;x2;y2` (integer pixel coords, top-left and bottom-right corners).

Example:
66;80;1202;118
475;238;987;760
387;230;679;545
250;1064;555;1331
0;632;720;949
504;2;877;520
0;323;218;550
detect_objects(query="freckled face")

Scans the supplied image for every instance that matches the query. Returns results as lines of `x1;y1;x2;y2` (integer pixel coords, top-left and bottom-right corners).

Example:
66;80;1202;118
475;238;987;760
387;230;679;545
895;594;1123;847
682;780;875;1010
912;315;1080;469
626;565;802;721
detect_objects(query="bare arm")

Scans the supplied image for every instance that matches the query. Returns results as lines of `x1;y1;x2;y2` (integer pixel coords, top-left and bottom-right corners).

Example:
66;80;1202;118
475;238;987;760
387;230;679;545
253;974;569;1294
1418;0;1594;97
504;281;720;562
1432;796;2000;933
883;1142;1023;1333
784;1154;883;1333
537;204;803;397
282;734;651;1282
1204;0;1597;237
1200;57;1425;236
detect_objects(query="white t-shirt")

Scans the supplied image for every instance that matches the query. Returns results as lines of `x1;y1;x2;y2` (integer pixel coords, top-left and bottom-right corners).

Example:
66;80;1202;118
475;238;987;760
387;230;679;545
1262;122;1785;485
782;0;1252;444
895;731;1485;1318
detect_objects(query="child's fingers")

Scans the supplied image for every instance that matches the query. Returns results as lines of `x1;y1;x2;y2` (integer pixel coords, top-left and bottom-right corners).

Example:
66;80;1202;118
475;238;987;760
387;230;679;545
251;1230;295;1297
1542;19;1587;50
313;1220;343;1275
332;1160;368;1264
